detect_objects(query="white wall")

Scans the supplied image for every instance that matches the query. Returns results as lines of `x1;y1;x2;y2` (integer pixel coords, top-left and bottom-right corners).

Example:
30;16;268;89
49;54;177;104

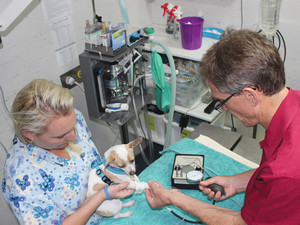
0;0;299;223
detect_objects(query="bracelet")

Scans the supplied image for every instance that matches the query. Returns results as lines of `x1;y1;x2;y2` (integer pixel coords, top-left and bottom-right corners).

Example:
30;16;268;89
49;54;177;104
104;186;112;200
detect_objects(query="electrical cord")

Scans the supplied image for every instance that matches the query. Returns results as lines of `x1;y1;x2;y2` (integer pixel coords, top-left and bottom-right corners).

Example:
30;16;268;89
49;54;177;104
166;206;201;224
0;85;9;115
231;114;237;132
178;213;188;225
240;0;244;29
258;29;286;64
75;81;85;93
105;122;121;147
185;100;202;116
276;30;286;63
131;74;152;166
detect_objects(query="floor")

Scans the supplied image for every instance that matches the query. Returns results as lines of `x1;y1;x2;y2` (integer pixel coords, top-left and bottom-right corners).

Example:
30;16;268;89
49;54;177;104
135;142;163;175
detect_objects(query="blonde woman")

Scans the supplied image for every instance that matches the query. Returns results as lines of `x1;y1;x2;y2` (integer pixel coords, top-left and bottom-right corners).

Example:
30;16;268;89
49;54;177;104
2;79;133;225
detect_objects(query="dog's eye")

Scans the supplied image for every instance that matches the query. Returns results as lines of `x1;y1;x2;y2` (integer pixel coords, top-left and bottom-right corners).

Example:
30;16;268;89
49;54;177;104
130;160;134;163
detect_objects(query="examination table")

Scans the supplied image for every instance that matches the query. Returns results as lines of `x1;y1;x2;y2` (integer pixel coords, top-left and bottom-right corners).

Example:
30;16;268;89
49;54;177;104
99;135;259;225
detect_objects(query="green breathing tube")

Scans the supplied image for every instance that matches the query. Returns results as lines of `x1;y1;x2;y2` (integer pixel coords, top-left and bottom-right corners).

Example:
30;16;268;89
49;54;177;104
148;39;176;149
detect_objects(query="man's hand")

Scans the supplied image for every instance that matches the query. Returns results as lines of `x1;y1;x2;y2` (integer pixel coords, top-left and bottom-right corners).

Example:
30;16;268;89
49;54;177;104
199;176;235;201
145;180;178;208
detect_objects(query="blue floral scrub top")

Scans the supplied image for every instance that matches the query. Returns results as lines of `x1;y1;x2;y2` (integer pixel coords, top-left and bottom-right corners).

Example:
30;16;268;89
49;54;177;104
2;109;103;225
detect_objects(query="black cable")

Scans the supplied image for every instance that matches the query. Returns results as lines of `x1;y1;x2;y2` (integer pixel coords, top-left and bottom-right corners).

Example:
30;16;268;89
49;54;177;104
257;29;286;64
167;200;217;224
275;31;281;50
276;30;286;63
231;114;237;132
168;209;202;224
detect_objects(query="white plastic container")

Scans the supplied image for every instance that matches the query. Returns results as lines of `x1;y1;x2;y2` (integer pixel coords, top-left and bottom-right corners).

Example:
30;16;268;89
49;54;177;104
260;0;282;39
147;111;165;140
129;110;165;144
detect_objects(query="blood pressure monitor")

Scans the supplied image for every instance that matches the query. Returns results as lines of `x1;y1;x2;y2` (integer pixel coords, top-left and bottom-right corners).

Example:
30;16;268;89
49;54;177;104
186;170;203;183
171;154;204;189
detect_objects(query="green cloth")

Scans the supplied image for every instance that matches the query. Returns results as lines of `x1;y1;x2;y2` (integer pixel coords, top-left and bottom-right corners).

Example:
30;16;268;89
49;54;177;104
150;50;171;114
99;138;251;225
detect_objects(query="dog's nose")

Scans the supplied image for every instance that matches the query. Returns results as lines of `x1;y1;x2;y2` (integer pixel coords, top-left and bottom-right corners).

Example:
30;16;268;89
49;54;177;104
129;170;135;176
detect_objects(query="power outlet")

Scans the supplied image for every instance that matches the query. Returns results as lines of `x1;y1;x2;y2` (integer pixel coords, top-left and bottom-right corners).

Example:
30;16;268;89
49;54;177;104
60;66;82;89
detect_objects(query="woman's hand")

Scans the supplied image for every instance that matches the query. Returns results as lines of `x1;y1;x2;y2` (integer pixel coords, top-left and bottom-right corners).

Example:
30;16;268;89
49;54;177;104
107;182;134;199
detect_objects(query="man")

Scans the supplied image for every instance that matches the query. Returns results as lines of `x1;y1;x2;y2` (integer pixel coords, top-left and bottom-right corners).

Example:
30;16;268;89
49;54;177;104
145;29;300;224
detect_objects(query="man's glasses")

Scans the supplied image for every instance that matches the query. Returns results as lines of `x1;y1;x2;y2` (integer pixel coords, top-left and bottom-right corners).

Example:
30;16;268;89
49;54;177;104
214;93;236;111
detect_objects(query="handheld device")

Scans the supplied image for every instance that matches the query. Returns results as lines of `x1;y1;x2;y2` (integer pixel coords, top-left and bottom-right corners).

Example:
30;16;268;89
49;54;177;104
205;177;226;196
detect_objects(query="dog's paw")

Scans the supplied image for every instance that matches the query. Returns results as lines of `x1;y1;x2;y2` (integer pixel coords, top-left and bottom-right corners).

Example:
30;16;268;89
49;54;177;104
123;200;135;207
114;211;134;219
135;181;149;193
127;181;136;190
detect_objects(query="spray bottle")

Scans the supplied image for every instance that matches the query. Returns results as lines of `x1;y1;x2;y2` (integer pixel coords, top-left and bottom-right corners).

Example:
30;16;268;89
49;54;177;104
161;3;174;34
173;7;182;40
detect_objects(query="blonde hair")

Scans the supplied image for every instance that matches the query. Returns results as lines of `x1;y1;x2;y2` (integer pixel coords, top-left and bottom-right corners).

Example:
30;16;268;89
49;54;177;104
10;79;74;144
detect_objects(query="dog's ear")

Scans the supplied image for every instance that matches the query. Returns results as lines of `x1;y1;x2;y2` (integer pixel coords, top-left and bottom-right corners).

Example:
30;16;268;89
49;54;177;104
128;137;142;149
105;151;117;168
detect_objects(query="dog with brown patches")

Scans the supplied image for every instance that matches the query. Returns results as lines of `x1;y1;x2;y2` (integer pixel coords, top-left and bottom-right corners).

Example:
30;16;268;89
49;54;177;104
87;137;149;219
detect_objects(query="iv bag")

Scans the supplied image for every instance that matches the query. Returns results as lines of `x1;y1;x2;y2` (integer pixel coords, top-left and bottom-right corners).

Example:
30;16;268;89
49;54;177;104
259;0;282;39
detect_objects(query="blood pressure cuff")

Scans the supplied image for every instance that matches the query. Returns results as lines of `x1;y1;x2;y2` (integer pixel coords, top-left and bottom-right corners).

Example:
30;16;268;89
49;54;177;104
151;50;171;114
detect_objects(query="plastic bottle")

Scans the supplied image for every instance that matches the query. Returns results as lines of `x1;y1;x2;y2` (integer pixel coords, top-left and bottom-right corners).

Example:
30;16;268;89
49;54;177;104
173;8;182;40
85;20;92;43
260;0;282;39
85;19;102;45
161;3;175;34
106;21;112;47
101;22;111;48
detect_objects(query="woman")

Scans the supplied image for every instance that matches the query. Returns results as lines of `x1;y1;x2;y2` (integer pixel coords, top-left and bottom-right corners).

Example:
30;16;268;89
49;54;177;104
2;79;134;224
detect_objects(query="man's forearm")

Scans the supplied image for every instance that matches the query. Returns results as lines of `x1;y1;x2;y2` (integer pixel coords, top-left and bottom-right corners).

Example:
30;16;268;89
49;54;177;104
233;169;256;193
170;191;246;225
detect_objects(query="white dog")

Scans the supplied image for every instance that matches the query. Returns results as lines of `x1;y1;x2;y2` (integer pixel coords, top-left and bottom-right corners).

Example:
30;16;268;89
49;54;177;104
87;137;149;219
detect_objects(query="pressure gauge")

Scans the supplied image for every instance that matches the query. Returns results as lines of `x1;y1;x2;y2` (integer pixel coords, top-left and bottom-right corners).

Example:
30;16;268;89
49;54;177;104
186;170;203;183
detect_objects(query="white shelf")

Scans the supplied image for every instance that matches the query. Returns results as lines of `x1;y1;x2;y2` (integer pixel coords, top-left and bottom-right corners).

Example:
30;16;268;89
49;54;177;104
151;98;220;123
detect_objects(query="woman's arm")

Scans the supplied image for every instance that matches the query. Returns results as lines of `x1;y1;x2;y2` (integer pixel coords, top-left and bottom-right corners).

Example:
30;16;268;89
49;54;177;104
62;182;134;225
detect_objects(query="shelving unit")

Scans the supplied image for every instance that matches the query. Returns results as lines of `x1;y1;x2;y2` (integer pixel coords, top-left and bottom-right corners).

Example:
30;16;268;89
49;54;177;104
143;24;221;123
127;25;226;146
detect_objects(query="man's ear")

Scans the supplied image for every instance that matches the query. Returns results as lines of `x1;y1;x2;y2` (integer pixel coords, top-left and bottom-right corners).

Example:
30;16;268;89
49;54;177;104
21;130;34;142
243;88;259;106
